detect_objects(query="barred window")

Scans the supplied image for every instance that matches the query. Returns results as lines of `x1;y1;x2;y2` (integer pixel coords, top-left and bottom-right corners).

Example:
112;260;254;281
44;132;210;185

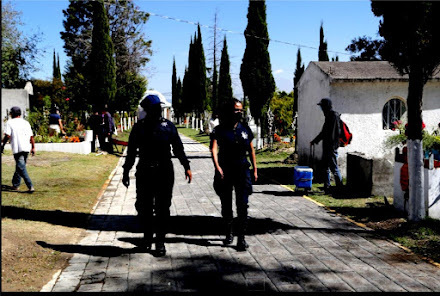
382;98;406;130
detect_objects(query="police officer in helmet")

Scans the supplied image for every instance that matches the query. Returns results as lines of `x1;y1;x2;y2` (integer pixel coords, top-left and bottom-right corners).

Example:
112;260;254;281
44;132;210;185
122;95;192;256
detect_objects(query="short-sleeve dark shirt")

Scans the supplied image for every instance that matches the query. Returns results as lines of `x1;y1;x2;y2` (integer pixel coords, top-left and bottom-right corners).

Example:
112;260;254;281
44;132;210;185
49;113;61;125
123;117;190;172
211;122;254;168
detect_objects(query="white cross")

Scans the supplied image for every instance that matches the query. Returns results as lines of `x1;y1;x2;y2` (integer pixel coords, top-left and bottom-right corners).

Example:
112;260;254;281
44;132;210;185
161;122;168;127
241;131;248;139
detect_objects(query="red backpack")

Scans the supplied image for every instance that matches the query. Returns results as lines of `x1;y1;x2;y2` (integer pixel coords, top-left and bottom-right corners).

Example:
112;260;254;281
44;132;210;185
339;119;352;147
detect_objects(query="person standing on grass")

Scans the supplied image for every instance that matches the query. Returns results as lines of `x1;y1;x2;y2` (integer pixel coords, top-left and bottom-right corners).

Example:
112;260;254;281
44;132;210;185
1;106;35;192
210;99;258;251
98;104;115;154
87;108;101;153
122;95;192;257
310;97;343;193
48;106;65;136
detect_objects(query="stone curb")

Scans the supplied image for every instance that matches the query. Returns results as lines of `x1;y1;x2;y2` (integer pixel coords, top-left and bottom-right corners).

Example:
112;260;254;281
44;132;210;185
40;149;127;292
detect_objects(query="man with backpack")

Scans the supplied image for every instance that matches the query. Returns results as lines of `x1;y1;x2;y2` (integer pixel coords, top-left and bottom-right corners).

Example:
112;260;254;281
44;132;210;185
310;97;344;193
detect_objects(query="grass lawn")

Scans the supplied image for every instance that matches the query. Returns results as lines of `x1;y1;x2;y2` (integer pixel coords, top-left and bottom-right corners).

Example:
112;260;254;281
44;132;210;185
1;150;120;292
179;126;440;265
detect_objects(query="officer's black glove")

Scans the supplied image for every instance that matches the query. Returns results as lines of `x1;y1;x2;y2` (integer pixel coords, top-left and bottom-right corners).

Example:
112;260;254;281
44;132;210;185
122;171;130;188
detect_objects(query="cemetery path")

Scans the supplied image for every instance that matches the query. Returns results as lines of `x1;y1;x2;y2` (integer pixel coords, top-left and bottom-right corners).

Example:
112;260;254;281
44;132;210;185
41;135;440;292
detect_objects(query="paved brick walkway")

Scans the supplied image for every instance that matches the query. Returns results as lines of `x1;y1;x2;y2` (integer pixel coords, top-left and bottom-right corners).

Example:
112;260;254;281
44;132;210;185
42;135;440;292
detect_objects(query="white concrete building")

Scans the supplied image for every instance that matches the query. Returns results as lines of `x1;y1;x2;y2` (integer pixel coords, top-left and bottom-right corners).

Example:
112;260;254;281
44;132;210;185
1;82;33;131
297;61;440;195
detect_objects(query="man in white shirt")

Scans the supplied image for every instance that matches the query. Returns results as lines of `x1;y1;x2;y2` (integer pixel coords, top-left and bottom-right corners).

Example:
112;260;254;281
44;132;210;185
1;106;35;192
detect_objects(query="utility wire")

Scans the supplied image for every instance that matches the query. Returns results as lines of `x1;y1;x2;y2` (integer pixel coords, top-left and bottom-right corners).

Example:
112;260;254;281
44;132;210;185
148;12;351;56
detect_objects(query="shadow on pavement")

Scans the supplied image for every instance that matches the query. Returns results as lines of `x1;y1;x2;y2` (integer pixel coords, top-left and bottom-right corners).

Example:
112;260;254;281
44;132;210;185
257;167;295;185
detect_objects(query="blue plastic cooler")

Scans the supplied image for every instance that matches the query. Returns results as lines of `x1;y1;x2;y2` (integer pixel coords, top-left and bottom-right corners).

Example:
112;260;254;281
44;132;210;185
293;166;313;190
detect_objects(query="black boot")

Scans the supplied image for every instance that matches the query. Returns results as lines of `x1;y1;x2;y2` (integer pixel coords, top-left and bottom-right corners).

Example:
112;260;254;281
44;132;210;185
223;221;233;245
236;236;249;251
155;241;166;257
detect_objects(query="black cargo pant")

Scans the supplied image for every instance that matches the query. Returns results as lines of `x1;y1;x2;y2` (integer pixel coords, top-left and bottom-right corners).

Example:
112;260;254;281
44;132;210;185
135;161;174;243
214;163;252;236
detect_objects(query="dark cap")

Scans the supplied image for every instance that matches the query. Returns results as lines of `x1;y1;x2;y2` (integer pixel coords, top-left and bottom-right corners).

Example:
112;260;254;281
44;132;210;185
140;95;163;109
317;97;333;109
10;106;21;117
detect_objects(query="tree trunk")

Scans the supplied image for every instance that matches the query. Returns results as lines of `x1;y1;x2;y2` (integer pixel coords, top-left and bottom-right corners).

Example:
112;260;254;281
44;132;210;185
406;69;425;221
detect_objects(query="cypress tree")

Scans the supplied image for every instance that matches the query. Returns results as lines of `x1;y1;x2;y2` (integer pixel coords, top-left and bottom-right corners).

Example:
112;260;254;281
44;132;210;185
293;48;304;114
172;57;177;110
319;22;329;61
176;77;183;119
57;53;61;79
195;24;208;114
53;49;57;80
240;0;275;125
52;50;61;80
293;48;305;152
89;0;116;109
182;66;190;114
218;36;233;109
185;37;195;113
212;64;218;112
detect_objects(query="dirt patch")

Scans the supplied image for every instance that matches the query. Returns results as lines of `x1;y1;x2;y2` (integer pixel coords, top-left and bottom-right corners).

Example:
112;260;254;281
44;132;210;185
1;155;72;167
1;218;86;292
366;217;407;231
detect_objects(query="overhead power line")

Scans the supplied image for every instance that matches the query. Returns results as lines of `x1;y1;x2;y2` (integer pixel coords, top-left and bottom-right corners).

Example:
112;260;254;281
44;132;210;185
148;12;351;56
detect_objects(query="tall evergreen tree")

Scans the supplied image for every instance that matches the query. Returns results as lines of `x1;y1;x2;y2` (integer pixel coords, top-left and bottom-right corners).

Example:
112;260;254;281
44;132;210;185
88;0;116;109
57;53;61;78
183;26;208;116
293;48;304;152
53;50;58;79
195;24;208;114
172;57;181;117
61;0;150;112
172;57;177;108
212;63;218;113
240;0;275;125
318;22;329;61
175;77;183;119
53;50;62;80
183;37;195;113
218;36;233;109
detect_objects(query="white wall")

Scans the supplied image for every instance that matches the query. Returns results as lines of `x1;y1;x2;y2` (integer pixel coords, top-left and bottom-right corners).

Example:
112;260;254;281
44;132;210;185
297;62;331;164
298;72;440;178
394;162;440;220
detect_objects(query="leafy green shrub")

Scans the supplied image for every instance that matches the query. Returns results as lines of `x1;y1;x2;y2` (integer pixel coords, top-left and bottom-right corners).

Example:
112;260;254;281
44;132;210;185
27;107;49;137
384;121;440;152
34;135;64;143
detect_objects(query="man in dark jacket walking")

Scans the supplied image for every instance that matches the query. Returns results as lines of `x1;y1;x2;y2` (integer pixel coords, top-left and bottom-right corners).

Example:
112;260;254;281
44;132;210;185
122;95;192;256
310;98;343;193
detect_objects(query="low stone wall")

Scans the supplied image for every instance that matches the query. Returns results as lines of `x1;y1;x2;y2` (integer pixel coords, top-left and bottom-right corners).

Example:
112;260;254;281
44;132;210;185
4;141;92;154
3;131;95;155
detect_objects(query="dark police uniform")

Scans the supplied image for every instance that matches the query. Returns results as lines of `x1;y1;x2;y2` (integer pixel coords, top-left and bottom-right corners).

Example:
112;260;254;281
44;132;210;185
211;122;254;236
123;117;190;244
